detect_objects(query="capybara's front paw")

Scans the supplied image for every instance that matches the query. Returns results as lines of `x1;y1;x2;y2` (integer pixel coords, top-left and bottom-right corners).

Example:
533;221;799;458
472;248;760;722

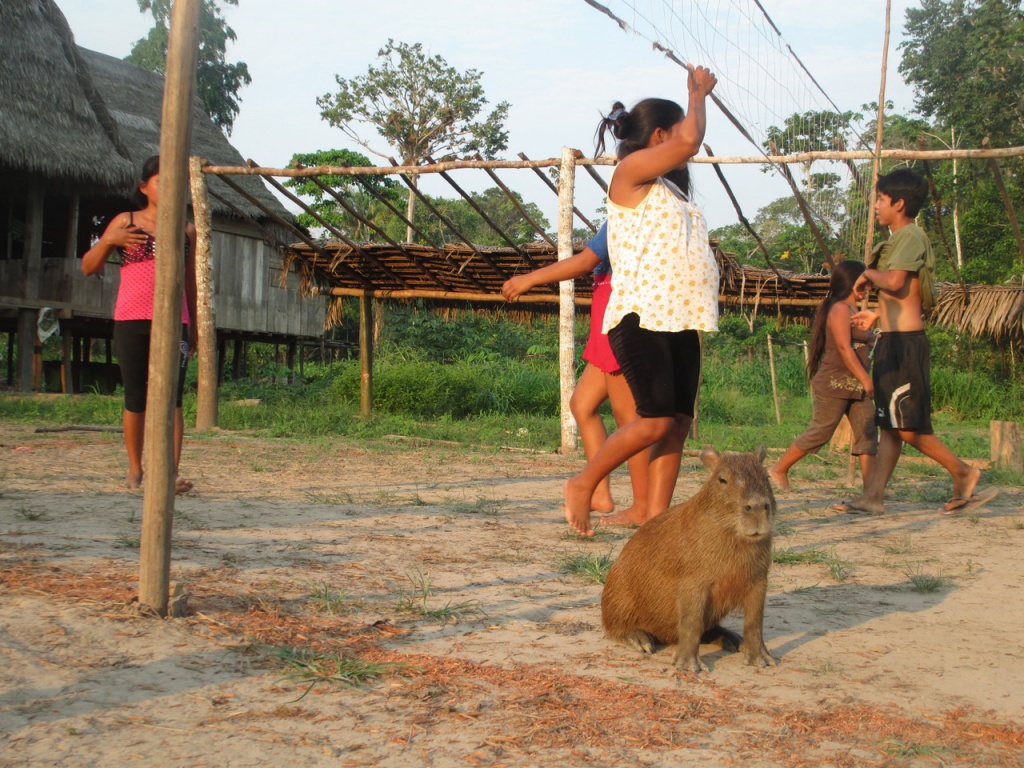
744;643;776;668
673;648;709;674
623;630;656;655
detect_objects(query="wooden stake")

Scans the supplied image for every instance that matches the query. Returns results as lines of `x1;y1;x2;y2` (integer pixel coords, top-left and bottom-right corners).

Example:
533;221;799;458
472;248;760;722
864;0;893;263
557;147;579;453
767;334;781;426
991;420;1022;472
139;0;200;617
359;292;373;418
189;157;218;431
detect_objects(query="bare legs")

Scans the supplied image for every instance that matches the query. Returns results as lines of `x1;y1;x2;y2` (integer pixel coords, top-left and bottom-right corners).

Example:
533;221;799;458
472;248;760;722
569;365;614;512
844;428;979;514
122;407;191;493
599;373;651;526
564;413;683;536
768;444;806;491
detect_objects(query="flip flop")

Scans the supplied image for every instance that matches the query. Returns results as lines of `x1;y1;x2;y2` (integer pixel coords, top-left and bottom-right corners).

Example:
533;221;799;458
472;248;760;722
941;486;999;516
828;501;851;513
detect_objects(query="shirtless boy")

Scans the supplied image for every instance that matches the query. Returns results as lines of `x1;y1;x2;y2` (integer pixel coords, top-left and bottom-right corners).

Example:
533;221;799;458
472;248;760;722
844;169;984;515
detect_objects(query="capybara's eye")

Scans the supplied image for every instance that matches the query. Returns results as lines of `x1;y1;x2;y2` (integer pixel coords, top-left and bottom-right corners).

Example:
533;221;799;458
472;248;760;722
718;475;728;484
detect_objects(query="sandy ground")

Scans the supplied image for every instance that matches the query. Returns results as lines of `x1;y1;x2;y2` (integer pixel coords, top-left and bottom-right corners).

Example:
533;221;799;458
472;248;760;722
1;418;1023;767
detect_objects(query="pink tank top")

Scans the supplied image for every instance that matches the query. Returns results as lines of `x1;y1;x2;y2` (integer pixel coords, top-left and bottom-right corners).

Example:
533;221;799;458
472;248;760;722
113;213;190;324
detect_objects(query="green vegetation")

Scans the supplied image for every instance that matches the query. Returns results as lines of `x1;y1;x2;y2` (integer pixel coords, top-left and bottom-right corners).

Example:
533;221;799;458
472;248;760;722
559;550;615;584
394;570;485;623
270;646;406;700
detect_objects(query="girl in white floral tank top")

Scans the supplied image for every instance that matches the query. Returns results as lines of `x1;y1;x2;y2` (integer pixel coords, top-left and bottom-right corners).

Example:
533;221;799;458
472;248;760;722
563;68;721;537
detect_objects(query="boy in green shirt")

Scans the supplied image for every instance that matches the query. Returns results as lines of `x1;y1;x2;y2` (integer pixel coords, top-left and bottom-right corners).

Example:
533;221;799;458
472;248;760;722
844;169;987;515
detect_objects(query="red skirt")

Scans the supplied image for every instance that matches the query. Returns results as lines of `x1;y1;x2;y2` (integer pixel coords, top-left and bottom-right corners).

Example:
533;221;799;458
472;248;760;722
583;276;621;374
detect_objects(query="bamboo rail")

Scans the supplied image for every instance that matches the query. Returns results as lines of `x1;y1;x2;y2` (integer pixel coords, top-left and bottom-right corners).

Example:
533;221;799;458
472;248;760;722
200;146;1024;179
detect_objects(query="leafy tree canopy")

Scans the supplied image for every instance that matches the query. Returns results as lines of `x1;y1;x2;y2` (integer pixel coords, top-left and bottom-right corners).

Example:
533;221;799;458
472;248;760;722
127;0;251;135
284;149;401;239
900;0;1024;146
316;39;510;165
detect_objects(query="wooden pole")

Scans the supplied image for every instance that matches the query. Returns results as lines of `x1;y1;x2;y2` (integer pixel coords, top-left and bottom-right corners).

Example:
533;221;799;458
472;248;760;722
189;156;218;431
864;0;893;263
557;147;579;453
767;333;782;426
200;145;1024;180
139;0;200;617
359;292;373;417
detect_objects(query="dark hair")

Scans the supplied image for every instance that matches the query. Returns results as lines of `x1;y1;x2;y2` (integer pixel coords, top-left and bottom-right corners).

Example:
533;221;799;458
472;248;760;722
595;99;690;198
132;155;160;208
807;259;866;378
876;168;928;218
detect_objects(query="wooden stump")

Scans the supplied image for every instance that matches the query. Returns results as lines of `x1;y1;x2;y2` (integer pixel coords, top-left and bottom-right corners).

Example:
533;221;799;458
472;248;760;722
991;420;1022;472
830;416;858;486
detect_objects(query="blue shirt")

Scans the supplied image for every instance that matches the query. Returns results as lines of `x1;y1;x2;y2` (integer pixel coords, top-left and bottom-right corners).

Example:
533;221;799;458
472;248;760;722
588;222;611;277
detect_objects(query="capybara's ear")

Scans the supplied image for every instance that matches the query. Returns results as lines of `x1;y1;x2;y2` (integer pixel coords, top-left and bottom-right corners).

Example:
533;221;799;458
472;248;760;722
754;445;767;464
700;445;720;470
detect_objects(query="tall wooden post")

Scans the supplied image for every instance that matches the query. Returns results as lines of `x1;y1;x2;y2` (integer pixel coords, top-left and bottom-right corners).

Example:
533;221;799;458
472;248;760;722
17;179;44;391
189;156;218;430
139;0;200;616
557;147;579;453
767;333;782;426
359;292;373;417
864;0;893;263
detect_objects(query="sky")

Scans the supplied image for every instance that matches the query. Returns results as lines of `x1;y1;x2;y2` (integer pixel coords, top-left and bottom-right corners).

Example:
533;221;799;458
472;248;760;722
57;0;922;233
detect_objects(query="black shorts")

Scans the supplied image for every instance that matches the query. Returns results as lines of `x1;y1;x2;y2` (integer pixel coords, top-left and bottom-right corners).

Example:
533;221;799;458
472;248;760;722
873;330;932;434
607;313;701;418
114;320;189;413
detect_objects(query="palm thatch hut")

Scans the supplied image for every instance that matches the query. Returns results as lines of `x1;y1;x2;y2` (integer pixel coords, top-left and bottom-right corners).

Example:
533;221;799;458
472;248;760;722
0;0;326;393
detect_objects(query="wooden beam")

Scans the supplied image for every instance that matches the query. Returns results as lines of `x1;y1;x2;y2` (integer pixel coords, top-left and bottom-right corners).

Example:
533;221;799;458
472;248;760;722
139;0;200;617
475;153;556;249
359;293;373;417
189;156;218;431
518;151;597;233
557;148;579;454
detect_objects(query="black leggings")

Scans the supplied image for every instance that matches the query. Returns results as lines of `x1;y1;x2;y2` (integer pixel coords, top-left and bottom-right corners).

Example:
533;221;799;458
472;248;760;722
113;320;189;413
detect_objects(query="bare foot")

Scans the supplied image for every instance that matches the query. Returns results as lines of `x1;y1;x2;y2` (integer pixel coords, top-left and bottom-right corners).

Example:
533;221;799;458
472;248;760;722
598;504;647;527
126;471;142;490
767;467;789;491
563;477;594;537
175;476;194;495
951;465;982;506
836;496;884;516
591;479;615;514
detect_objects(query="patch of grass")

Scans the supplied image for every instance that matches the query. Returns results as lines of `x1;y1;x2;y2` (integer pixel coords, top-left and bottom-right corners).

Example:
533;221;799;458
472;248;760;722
305;491;354;505
1014;519;1024;530
448;496;506;516
824;547;853;582
559;550;615;584
271;646;407;700
16;506;46;521
883;534;913;555
114;536;140;549
905;565;950;593
773;547;829;565
394;570;485;623
306;582;354;615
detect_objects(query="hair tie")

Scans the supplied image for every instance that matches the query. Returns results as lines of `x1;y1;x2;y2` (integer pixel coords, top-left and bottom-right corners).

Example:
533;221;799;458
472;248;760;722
609;106;626;121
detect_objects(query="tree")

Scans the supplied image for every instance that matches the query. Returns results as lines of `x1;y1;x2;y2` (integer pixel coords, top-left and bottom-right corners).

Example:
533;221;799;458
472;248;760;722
900;0;1024;148
763;109;863;189
406;187;549;248
317;40;510;240
284;149;402;240
127;0;251;135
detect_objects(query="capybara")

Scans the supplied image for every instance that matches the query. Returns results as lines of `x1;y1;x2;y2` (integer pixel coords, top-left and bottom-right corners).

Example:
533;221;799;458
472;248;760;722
601;446;776;673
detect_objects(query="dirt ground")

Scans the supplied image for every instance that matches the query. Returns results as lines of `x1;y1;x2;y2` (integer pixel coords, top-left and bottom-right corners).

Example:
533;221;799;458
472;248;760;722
1;418;1023;767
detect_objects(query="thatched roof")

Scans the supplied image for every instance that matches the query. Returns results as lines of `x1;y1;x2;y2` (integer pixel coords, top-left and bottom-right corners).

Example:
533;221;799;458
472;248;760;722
933;284;1024;342
0;0;135;193
78;48;291;222
283;237;1024;342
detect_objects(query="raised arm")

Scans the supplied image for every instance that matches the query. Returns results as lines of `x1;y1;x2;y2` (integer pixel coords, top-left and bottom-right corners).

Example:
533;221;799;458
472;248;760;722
81;213;148;275
610;66;717;203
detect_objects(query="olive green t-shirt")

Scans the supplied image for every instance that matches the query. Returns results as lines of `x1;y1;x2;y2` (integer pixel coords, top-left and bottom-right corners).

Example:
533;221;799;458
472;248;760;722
869;223;936;312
